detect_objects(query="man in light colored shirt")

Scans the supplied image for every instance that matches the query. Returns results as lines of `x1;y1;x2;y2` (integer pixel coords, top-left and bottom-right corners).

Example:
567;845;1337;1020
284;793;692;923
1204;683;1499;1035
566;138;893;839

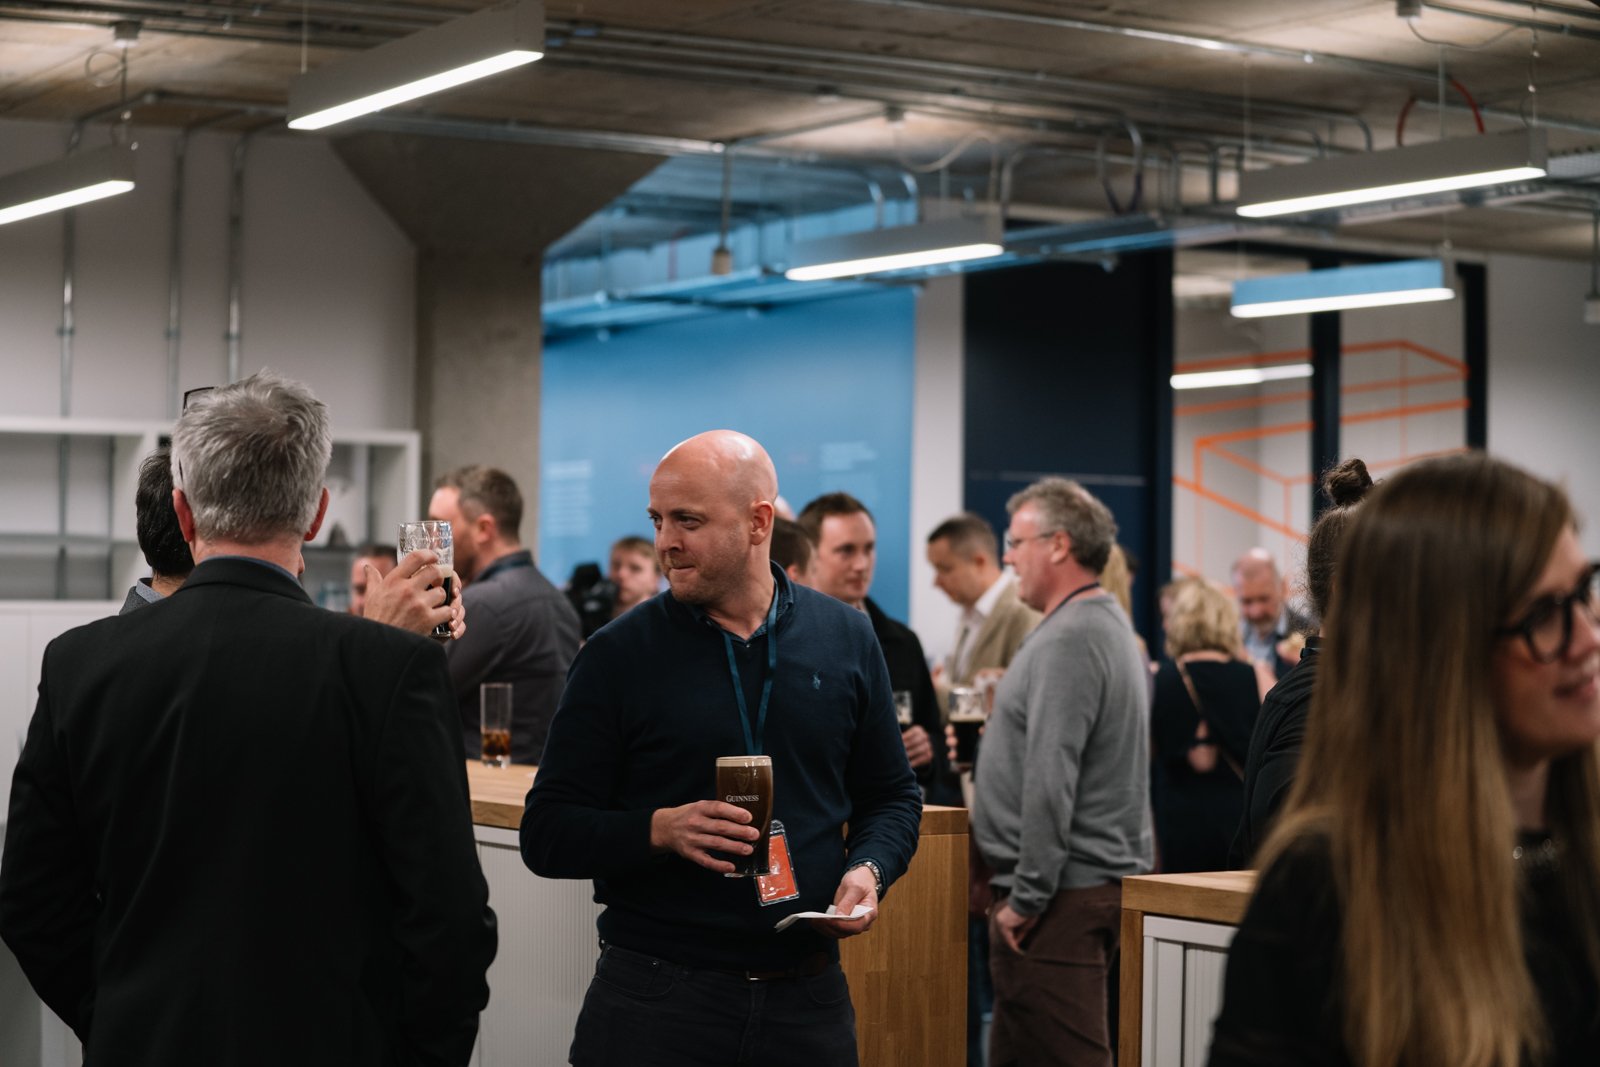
926;512;1041;706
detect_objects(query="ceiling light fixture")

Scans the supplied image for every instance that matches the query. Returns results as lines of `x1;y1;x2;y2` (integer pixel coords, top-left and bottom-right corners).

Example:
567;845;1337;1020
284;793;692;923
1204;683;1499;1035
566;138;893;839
1236;128;1547;218
1231;259;1456;318
0;145;137;227
785;213;1004;281
1170;363;1313;390
287;0;544;132
1585;211;1600;326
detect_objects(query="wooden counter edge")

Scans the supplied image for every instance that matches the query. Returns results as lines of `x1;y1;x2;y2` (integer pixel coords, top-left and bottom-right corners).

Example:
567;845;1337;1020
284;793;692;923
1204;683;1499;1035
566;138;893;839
466;763;969;837
1121;871;1256;926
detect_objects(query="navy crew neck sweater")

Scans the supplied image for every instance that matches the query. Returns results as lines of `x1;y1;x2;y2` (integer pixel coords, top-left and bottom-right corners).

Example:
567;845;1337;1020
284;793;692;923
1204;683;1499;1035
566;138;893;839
521;564;922;970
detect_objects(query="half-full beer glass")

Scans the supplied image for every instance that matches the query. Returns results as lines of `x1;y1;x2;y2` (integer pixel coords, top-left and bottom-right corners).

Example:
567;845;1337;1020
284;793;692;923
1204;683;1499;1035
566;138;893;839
398;520;453;641
715;755;773;877
480;683;512;768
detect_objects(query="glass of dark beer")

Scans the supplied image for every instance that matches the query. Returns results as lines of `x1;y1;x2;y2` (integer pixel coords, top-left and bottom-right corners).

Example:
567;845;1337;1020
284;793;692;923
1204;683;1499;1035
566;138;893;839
480;682;512;768
893;690;914;730
950;686;986;768
715;755;773;877
398;519;454;641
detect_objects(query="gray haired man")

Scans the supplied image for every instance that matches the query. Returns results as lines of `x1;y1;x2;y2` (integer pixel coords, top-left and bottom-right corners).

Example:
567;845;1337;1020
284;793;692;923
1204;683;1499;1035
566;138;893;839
1;372;496;1065
972;477;1153;1067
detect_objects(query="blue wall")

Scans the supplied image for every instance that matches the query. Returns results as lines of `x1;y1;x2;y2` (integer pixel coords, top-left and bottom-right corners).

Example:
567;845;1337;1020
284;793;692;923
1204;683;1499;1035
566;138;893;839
539;288;918;620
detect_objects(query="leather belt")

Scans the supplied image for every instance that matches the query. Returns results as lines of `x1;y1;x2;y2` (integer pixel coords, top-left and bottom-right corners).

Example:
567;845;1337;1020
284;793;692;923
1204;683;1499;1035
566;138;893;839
722;951;832;982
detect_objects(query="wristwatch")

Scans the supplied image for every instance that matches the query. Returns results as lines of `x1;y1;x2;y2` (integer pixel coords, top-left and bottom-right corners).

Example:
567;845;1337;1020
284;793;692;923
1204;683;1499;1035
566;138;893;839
845;858;885;899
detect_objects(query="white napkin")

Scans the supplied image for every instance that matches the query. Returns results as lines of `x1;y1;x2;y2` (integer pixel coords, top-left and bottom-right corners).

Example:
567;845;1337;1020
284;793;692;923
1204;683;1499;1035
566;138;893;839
772;903;875;933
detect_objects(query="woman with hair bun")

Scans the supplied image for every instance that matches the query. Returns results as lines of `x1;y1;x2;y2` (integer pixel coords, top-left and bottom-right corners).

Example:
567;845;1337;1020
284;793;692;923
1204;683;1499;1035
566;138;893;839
1209;452;1600;1066
1229;457;1375;867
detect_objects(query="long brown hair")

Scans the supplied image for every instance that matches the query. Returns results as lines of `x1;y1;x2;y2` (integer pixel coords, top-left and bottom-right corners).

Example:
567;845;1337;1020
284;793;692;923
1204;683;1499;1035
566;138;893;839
1258;452;1600;1067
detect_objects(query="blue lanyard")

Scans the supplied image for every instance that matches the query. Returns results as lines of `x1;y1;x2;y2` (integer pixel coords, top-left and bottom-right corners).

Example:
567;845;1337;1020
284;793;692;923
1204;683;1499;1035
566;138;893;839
723;591;779;756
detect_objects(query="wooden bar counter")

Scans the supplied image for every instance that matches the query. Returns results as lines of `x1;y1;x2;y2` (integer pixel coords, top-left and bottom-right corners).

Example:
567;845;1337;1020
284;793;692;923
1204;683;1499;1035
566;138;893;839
466;762;968;1067
1119;871;1256;1067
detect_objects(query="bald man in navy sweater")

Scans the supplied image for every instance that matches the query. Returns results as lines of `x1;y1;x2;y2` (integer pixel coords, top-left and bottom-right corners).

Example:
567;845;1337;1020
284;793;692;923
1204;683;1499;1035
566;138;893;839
522;430;921;1067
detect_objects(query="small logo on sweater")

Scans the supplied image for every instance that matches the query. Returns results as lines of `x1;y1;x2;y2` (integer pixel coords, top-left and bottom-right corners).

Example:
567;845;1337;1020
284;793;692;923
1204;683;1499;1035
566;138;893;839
812;671;821;690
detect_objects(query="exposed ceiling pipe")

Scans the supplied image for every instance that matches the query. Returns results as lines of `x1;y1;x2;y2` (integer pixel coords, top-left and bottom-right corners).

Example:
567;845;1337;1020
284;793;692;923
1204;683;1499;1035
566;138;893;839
226;133;249;384
841;0;1466;85
577;23;1372;146
1421;2;1600;42
1;1;1375;151
555;33;1355;152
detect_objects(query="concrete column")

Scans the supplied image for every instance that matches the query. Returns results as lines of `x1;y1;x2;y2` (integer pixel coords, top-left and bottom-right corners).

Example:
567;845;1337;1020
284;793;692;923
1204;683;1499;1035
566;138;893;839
415;252;543;536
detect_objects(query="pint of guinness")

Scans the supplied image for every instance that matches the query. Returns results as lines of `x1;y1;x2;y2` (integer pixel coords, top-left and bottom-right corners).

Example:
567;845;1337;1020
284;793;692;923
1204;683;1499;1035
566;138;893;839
715;755;774;877
950;686;986;768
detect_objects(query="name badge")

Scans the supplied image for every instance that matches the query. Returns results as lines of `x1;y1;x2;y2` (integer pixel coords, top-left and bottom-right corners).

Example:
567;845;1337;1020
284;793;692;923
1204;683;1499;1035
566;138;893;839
756;819;800;905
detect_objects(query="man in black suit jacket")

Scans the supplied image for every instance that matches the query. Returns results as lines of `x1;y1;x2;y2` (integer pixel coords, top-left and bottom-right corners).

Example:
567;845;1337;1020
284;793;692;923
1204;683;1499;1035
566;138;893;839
797;491;958;804
0;373;496;1066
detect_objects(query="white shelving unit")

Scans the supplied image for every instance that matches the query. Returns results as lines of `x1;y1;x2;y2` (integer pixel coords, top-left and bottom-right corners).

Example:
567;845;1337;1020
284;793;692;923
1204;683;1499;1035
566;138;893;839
0;416;420;604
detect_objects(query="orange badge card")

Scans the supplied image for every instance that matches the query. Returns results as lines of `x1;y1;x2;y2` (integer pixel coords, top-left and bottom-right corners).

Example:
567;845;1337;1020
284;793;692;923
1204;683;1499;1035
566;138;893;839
757;819;800;905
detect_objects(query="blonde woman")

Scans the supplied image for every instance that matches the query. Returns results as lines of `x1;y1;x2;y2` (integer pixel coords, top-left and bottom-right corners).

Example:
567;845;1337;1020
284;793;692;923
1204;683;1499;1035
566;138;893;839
1149;580;1261;872
1209;453;1600;1066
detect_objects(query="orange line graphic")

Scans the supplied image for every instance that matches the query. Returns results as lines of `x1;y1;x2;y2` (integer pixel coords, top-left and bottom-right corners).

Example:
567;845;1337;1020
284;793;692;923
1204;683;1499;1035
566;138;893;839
1173;476;1307;542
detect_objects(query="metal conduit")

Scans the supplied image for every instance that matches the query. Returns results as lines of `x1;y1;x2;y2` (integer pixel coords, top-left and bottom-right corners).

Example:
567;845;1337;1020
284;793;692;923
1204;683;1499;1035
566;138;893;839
166;130;186;418
1421;2;1600;42
4;1;1378;149
559;31;1356;150
226;134;248;384
555;36;1333;158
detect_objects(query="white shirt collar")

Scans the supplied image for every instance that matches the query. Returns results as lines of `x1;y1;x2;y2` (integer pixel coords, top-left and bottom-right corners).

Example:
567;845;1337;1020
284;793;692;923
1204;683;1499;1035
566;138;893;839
971;570;1012;619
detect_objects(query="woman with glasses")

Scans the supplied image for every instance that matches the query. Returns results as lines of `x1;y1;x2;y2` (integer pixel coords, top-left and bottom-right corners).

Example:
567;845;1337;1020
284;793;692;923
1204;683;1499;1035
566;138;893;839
1209;452;1600;1067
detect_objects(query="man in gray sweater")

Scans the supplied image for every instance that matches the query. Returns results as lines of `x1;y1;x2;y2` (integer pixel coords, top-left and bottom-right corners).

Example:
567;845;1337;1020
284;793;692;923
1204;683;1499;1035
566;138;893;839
972;477;1153;1067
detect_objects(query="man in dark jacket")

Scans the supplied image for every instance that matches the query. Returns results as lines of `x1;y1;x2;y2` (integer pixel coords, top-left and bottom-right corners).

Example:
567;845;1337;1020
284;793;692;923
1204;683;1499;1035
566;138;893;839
0;372;496;1066
798;491;957;803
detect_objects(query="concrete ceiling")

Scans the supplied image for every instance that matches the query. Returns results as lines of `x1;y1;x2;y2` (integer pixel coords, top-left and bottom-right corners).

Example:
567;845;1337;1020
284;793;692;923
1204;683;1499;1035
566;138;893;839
3;0;1599;260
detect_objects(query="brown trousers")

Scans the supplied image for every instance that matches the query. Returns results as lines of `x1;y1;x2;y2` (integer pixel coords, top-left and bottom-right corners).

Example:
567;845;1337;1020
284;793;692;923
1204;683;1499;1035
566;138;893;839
988;881;1122;1067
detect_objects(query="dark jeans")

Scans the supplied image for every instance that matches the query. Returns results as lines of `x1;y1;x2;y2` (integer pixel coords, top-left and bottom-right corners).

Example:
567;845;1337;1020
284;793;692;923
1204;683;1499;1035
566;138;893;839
988;882;1122;1067
569;945;859;1067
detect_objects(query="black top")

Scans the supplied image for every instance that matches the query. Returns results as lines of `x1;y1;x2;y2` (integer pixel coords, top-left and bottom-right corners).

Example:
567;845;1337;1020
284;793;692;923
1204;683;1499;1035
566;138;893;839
521;564;923;971
1209;834;1600;1066
446;548;581;764
1229;638;1320;869
0;558;497;1066
863;596;959;805
1149;658;1259;873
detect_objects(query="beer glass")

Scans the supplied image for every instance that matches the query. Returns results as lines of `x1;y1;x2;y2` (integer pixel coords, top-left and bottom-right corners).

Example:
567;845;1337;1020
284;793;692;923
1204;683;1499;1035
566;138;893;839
398;519;453;641
480;683;513;768
950;686;986;767
893;690;914;729
715;755;773;877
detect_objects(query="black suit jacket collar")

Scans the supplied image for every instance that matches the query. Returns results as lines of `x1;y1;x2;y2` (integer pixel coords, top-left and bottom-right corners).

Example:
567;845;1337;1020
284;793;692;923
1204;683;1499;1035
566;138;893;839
179;556;314;604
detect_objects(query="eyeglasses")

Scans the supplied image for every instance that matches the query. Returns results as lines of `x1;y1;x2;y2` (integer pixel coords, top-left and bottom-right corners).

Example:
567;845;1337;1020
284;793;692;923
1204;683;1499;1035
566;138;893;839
182;385;215;412
1004;531;1059;552
1497;562;1600;664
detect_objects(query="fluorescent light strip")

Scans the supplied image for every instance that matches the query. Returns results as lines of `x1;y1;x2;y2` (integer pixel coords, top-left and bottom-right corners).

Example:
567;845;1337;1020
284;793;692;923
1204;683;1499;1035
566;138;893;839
288;50;541;130
786;241;1004;281
1237;165;1547;218
1232;287;1455;318
0;179;135;226
1171;363;1313;390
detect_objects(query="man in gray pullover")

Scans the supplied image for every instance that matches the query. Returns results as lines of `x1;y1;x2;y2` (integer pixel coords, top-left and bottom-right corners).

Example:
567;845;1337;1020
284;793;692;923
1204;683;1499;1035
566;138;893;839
972;477;1153;1067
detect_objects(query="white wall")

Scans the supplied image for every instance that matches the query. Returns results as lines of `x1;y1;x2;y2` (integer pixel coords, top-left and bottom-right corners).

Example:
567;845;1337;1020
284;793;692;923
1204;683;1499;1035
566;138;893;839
1487;253;1600;555
0;118;416;430
909;276;965;665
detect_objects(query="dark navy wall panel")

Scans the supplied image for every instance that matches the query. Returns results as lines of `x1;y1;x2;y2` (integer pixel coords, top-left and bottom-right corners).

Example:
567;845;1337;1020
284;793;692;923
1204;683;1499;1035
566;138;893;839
963;253;1174;641
540;289;917;620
